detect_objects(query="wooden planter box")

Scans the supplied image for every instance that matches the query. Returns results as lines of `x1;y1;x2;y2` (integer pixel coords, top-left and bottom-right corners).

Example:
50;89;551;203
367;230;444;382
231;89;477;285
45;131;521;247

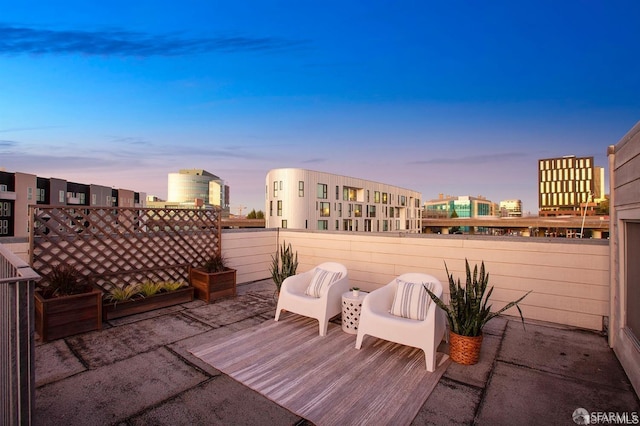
35;286;103;342
103;286;194;321
189;267;237;303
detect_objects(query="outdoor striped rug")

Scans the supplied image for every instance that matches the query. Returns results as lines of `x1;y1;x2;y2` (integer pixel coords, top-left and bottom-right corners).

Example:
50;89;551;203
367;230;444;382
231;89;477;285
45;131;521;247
190;313;450;426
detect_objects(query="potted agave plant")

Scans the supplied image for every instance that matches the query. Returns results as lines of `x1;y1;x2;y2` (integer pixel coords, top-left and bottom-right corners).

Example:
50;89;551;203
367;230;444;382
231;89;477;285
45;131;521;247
189;253;237;303
269;241;298;298
34;264;103;342
425;259;530;365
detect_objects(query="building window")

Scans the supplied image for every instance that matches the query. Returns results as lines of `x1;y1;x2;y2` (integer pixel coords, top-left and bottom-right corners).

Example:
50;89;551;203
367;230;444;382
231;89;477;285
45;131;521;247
338;203;342;217
335;220;339;230
383;220;388;231
0;202;11;217
299;181;304;197
374;191;380;203
92;194;97;205
400;196;406;206
354;204;362;217
269;200;273;216
36;188;46;202
367;190;370;202
367;205;376;218
27;187;33;201
336;186;339;200
320;202;330;217
273;181;278;197
317;183;328;199
281;219;287;229
277;200;283;216
343;219;353;231
382;193;388;204
343;186;357;201
317;220;328;230
279;181;283;190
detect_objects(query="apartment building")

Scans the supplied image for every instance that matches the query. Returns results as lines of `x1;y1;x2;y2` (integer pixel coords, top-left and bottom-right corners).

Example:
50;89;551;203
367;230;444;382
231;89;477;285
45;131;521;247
0;170;145;239
538;155;605;217
265;168;422;232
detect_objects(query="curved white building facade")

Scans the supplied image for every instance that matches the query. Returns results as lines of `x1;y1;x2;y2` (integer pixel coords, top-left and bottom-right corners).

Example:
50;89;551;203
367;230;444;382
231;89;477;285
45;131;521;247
265;168;422;232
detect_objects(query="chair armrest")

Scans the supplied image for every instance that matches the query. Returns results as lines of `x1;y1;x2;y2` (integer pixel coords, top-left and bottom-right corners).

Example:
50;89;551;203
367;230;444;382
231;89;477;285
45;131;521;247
281;269;314;294
363;284;395;314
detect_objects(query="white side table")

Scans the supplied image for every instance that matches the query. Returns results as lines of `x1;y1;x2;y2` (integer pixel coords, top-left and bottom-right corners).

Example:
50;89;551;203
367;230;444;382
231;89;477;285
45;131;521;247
341;291;367;334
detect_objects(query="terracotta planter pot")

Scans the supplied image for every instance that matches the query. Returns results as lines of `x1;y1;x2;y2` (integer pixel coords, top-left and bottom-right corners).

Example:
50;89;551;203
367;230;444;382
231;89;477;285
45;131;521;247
189;267;237;303
35;285;103;342
449;331;483;365
103;286;194;320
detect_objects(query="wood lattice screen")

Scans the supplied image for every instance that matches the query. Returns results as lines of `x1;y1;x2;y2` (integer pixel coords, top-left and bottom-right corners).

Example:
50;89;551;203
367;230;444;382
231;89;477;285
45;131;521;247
29;206;221;292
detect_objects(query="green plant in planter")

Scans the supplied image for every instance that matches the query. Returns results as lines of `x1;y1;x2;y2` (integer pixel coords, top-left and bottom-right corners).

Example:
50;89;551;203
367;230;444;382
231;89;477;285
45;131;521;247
139;281;163;297
160;281;186;292
269;241;298;294
105;284;142;303
202;254;228;272
424;259;531;337
35;264;102;341
41;264;92;298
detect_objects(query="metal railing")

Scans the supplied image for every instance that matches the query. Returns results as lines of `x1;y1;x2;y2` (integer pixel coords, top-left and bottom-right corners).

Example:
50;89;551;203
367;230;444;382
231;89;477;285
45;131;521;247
0;244;40;426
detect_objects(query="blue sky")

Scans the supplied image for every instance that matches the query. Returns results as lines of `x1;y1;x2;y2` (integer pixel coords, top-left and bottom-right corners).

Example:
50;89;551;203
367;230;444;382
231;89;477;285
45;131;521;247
1;1;639;214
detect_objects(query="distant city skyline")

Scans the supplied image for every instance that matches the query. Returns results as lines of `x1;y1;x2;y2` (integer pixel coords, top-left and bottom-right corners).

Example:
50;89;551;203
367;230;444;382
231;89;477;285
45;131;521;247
1;1;639;213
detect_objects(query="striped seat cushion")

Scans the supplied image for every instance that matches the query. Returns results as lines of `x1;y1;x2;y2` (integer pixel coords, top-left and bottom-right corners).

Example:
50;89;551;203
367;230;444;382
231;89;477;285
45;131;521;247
390;279;434;320
305;268;342;298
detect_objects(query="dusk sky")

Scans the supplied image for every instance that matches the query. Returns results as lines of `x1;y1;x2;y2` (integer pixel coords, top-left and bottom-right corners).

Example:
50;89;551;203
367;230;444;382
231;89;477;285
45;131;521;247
1;1;639;214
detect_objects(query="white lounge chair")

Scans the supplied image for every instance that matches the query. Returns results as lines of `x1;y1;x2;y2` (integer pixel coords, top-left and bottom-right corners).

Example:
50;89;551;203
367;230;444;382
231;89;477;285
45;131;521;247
274;262;349;336
355;272;446;371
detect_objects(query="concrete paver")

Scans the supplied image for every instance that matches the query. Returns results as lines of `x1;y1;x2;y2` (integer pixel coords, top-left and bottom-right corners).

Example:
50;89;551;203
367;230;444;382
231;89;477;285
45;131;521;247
476;362;640;425
36;347;209;425
127;374;301;426
499;321;633;391
65;311;212;368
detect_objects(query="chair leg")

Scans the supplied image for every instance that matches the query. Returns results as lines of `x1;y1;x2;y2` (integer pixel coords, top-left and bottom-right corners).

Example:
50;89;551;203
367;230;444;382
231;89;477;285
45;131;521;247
355;332;364;349
274;308;281;321
424;350;436;372
319;320;328;336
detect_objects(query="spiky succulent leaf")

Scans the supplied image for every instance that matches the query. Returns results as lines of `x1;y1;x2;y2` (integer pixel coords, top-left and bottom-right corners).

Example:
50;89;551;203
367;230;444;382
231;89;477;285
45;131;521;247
269;241;299;292
427;259;531;337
